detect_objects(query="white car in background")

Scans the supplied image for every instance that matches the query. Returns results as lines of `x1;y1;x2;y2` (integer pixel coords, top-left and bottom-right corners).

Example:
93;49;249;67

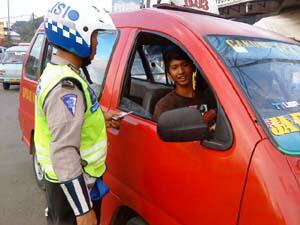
0;45;28;90
0;46;6;61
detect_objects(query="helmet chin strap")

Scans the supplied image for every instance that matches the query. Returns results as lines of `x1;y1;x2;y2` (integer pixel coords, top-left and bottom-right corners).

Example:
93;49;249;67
81;57;93;84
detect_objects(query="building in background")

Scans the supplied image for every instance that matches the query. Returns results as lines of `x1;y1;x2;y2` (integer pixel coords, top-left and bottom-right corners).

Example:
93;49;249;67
217;0;300;20
254;8;300;41
0;22;4;44
110;0;300;41
112;0;141;12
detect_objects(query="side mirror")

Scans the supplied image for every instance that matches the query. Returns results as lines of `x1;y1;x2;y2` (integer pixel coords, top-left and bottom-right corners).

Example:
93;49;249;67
157;107;209;142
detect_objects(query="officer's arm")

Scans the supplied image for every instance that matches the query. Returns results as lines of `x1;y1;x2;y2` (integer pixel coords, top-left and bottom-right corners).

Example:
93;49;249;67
43;81;92;216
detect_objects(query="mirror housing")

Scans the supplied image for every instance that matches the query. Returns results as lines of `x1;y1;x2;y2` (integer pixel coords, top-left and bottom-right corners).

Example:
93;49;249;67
157;107;209;142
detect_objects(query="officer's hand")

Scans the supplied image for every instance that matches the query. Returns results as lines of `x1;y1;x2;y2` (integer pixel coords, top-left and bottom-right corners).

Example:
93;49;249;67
103;112;121;129
76;210;97;225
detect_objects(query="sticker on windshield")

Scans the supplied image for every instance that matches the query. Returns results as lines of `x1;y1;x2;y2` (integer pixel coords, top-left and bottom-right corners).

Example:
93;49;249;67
225;39;300;55
233;46;248;53
265;112;300;136
272;101;299;110
232;46;248;53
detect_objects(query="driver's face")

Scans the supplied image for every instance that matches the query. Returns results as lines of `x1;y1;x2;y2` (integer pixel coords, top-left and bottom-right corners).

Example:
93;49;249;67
167;59;194;87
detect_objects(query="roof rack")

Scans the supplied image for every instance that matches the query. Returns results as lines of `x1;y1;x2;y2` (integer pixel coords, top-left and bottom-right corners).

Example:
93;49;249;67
153;3;224;18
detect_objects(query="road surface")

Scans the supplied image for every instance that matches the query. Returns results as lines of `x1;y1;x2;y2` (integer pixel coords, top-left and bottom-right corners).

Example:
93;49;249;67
0;85;46;225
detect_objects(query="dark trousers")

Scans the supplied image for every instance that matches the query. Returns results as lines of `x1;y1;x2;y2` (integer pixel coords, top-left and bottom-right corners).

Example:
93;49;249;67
45;180;101;225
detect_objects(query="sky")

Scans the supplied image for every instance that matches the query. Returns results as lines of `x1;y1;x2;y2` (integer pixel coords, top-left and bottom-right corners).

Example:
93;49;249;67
0;0;112;24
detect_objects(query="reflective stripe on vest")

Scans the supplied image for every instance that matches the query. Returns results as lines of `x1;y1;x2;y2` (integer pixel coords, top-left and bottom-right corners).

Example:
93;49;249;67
34;64;107;182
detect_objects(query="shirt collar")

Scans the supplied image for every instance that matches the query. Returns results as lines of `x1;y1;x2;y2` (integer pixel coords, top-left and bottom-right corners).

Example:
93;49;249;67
51;55;81;74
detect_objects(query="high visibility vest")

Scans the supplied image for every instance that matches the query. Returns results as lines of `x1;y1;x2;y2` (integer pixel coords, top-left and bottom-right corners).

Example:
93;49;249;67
34;64;107;182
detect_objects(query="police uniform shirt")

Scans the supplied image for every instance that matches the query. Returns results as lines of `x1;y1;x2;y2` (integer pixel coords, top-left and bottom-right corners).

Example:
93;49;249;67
43;55;95;185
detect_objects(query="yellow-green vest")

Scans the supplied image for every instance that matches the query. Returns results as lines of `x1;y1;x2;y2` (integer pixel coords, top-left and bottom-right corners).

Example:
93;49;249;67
34;64;107;183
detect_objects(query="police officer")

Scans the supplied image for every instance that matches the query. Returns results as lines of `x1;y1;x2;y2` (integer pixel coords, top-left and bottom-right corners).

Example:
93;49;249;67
34;1;118;224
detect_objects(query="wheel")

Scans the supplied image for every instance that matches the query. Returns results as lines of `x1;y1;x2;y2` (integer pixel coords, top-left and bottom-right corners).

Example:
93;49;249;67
32;144;46;190
3;83;10;90
126;217;148;225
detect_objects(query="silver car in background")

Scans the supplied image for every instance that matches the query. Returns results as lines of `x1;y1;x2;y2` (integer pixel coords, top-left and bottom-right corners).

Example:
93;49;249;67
0;45;28;90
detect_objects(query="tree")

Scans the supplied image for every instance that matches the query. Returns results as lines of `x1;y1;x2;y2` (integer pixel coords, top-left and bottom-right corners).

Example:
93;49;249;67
12;16;43;42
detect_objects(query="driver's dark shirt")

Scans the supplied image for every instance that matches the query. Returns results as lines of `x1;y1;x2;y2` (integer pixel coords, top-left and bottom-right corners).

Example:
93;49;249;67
153;89;216;121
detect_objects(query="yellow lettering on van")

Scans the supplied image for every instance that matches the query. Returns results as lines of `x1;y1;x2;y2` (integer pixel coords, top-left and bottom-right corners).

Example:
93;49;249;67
240;40;250;48
235;40;242;47
258;42;271;49
277;44;290;53
22;88;35;103
226;40;236;48
247;41;257;48
290;113;300;127
269;116;299;136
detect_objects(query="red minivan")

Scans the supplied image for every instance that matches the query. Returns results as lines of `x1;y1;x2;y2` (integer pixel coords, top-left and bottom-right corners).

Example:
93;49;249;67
19;6;300;225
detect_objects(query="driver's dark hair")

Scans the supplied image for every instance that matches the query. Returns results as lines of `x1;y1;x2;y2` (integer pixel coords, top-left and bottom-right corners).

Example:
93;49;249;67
163;45;193;71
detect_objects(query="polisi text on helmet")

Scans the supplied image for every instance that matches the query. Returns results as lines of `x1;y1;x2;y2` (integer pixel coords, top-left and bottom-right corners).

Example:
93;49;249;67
49;2;80;22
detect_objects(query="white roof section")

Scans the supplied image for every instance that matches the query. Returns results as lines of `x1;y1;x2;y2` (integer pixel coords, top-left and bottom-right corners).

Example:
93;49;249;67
254;9;300;41
216;0;255;7
159;0;219;14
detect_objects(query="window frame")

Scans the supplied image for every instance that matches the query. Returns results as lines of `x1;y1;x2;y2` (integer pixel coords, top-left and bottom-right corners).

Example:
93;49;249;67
24;33;46;81
119;30;216;116
117;30;233;150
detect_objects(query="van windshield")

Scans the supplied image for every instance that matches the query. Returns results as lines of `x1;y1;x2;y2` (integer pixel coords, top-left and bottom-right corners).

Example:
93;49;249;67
2;51;26;64
206;35;300;155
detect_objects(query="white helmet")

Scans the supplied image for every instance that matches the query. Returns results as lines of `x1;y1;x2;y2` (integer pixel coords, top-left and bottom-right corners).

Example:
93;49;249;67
44;0;116;58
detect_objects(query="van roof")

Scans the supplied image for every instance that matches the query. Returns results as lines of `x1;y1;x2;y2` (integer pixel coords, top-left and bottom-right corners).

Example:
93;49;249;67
112;8;294;43
35;7;295;44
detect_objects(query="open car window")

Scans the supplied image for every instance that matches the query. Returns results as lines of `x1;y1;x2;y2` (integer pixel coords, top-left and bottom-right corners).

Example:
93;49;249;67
119;32;217;121
207;35;300;155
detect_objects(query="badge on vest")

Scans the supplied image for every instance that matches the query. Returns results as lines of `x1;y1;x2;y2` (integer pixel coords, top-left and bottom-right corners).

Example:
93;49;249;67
61;94;77;116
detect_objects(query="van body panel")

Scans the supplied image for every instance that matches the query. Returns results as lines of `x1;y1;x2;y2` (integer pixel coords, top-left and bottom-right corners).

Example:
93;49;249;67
18;27;45;151
239;139;300;225
18;8;300;225
104;23;261;225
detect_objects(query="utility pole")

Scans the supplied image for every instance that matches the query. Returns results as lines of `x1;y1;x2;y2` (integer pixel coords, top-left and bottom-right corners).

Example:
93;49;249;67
32;13;36;30
7;0;10;32
7;0;11;45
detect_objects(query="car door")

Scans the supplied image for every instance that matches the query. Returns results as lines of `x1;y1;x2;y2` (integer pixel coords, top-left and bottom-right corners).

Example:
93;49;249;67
104;26;262;225
19;32;46;149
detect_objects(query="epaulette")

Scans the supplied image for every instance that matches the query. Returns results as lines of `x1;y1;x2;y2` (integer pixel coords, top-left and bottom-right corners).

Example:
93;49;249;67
67;64;81;75
61;80;75;89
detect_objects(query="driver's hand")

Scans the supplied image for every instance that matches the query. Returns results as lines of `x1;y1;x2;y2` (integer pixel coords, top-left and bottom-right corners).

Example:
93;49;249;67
203;109;217;125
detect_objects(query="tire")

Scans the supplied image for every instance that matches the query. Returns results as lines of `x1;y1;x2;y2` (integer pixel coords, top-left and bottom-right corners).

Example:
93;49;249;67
126;217;148;225
3;83;10;90
32;144;46;190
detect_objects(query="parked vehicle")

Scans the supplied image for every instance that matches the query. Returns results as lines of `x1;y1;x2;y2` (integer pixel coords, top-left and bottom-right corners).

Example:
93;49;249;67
19;5;300;225
0;46;7;61
0;45;28;90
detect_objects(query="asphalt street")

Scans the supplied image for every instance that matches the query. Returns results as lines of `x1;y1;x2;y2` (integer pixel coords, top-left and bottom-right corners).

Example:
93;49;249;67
0;85;46;225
